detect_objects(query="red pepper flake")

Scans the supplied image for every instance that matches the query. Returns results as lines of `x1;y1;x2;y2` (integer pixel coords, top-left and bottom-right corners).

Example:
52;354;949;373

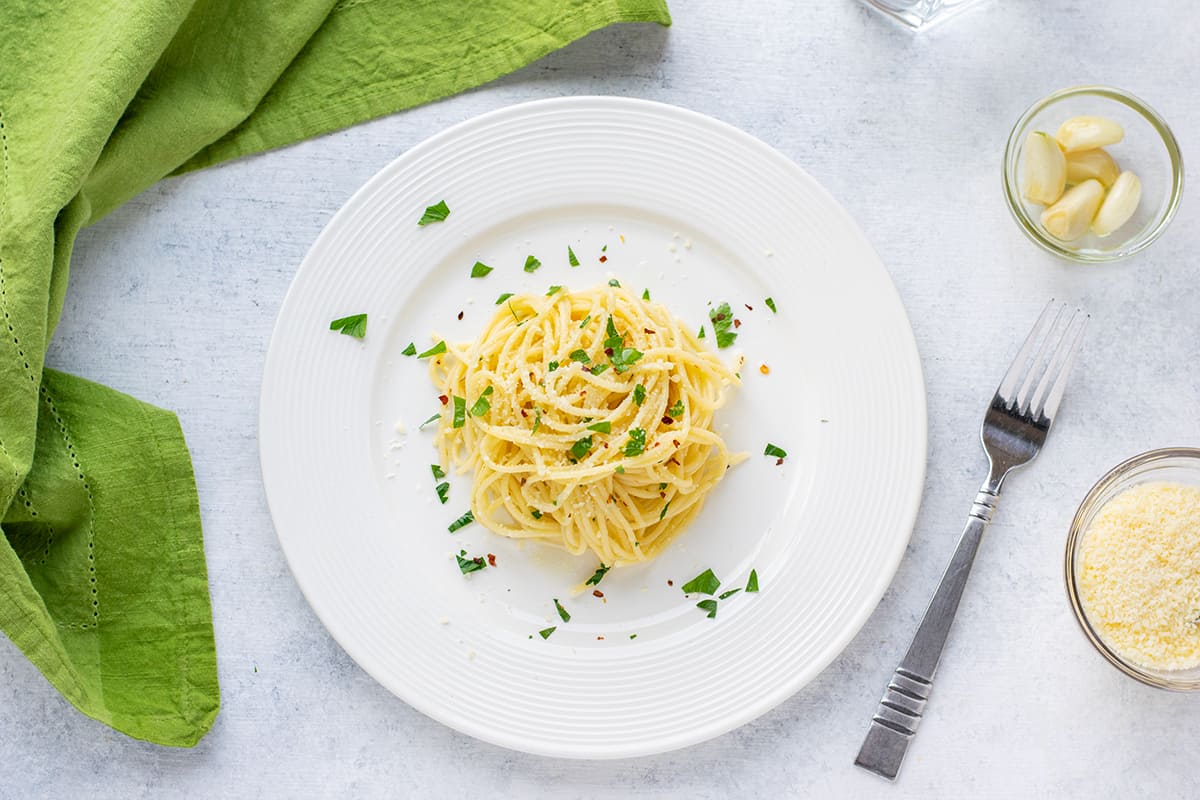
592;589;604;598
733;318;742;328
745;304;753;311
596;635;605;640
643;328;656;335
667;579;674;587
715;313;726;322
486;553;497;567
776;458;784;466
457;311;464;320
662;416;674;425
604;347;614;356
672;439;680;447
599;255;608;263
438;394;449;405
520;409;528;418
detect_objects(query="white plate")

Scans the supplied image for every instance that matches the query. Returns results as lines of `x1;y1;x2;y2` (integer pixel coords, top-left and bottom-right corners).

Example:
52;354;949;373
260;97;927;759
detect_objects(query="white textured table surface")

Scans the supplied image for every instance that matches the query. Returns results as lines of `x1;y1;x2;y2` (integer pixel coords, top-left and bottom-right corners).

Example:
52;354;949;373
5;1;1199;797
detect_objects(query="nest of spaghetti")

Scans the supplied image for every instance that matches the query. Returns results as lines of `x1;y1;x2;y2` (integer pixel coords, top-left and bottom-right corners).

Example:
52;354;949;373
429;283;742;566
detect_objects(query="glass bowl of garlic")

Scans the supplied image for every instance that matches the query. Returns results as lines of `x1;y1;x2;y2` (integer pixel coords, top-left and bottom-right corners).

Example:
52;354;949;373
1003;86;1183;263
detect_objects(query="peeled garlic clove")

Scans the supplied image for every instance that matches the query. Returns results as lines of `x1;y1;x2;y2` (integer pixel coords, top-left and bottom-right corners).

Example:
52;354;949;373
1021;131;1067;205
1091;171;1141;237
1055;116;1124;153
1040;179;1105;241
1065;148;1119;187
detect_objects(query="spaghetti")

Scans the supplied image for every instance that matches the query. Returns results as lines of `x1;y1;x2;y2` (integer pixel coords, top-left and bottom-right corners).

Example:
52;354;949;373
428;283;742;566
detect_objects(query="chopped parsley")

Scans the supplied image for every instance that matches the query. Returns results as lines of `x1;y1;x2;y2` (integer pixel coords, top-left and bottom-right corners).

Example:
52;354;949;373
532;409;541;434
668;399;684;417
709;302;738;348
418;412;441;429
585;564;611;586
571;436;594;460
697;325;706;339
417;200;450;226
547;360;559;372
681;568;721;595
764;443;788;460
456;552;486;574
448;510;475;533
495;292;514;305
586;421;611;434
452;396;466;428
435;482;450;504
553;598;571;622
608;278;621;287
531;509;543;519
633;384;646;405
605;316;621;348
718;588;741;600
642;288;650;301
469;386;494;416
746;569;759;592
614;465;625;474
589;363;610;375
329;313;368;339
602;245;608;253
696;599;719;619
401;342;417;356
546;285;562;296
611;347;643;373
523;255;542;273
417;341;447;358
765;297;777;313
470;261;493;278
623;428;646;457
569;349;591;364
629;634;638;640
568;246;580;267
431;464;446;481
659;501;671;521
579;314;591;329
538;626;556;639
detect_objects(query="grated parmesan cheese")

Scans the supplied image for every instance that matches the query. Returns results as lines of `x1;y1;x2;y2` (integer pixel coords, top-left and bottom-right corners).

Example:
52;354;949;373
1078;481;1200;670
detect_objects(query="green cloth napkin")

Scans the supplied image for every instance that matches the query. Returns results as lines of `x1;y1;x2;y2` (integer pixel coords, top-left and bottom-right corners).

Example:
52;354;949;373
0;0;670;747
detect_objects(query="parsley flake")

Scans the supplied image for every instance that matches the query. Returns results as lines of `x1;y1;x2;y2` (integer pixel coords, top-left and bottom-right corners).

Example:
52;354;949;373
401;342;417;356
624;428;646;457
764;443;788;460
538;626;556;639
696;599;719;619
417;341;447;359
571;436;594;460
659;501;671;521
329;313;368;339
531;509;543;519
586;421;611;434
612;347;643;373
568;246;580;267
608;278;621;287
718;588;741;600
669;399;684;417
456;552;486;574
435;482;450;504
417;200;450;226
746;569;759;592
523;255;542;273
418;413;441;429
495;292;514;305
547;361;559;372
470;261;493;278
589;363;610;375
633;384;646;405
431;464;446;481
682;568;721;595
452;396;466;428
448;510;474;533
765;297;777;313
532;409;541;434
709;302;738;348
697;325;706;339
585;564;611;586
615;465;625;474
569;349;591;364
469;386;494;416
553;598;571;623
579;314;591;329
546;285;562;296
642;289;650;301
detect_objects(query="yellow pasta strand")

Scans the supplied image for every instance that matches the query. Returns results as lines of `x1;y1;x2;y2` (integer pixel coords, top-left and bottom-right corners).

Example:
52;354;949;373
428;283;742;566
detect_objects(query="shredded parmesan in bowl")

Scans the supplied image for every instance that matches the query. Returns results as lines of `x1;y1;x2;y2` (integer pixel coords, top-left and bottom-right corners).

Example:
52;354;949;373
1077;481;1200;671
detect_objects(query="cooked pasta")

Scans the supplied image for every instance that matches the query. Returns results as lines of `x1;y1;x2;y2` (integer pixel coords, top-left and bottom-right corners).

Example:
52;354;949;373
428;283;742;566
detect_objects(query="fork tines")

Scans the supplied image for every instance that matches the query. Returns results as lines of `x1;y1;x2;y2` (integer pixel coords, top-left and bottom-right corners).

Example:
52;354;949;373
996;300;1088;422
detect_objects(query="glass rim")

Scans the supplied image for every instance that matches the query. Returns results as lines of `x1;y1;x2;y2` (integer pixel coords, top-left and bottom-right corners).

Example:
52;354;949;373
1003;85;1184;264
1064;447;1200;691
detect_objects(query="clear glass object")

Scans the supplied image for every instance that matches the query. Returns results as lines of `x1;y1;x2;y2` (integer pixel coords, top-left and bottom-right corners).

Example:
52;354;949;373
857;0;988;30
1003;86;1184;263
1065;448;1200;691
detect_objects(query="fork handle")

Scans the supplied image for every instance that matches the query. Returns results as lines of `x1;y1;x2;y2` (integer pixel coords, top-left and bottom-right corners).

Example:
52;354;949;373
854;481;1001;781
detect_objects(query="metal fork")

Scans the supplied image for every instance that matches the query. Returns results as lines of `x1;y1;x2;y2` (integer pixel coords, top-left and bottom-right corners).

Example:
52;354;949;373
854;301;1088;782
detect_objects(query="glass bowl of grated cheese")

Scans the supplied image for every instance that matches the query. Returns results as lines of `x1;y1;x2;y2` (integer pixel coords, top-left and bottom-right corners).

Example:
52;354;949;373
1066;448;1200;690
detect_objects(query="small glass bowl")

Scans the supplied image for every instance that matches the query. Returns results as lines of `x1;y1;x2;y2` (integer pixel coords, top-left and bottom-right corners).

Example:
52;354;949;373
1065;448;1200;691
1003;86;1183;263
